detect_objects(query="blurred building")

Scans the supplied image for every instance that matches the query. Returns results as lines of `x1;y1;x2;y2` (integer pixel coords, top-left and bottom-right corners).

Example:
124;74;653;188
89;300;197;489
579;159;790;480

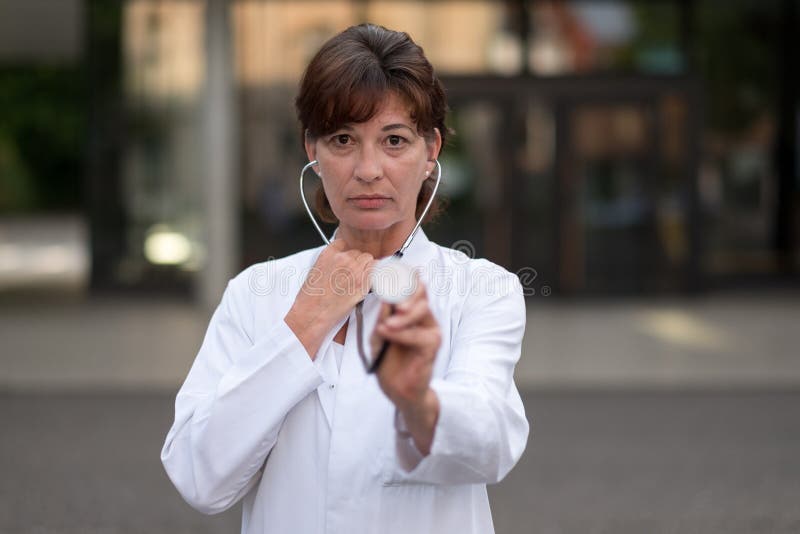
0;0;797;302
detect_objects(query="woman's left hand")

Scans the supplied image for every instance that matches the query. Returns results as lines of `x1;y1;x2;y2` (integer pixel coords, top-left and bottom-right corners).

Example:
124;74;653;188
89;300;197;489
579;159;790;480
372;277;441;453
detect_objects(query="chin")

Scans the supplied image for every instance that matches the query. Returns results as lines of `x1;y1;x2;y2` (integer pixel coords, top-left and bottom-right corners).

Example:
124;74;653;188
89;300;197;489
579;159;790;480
340;211;397;231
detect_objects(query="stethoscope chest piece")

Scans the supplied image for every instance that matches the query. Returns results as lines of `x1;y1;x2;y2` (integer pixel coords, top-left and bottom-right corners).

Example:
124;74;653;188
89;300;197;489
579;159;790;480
370;256;418;304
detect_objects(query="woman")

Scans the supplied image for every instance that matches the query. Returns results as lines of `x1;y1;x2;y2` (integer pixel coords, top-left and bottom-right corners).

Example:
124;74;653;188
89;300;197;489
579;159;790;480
161;23;528;534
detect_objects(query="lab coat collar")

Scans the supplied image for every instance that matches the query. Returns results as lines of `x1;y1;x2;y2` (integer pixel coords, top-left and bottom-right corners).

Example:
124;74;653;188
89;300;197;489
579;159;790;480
329;226;434;268
394;227;433;268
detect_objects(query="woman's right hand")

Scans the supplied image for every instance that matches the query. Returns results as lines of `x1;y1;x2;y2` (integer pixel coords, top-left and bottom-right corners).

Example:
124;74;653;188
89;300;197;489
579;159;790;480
284;239;375;359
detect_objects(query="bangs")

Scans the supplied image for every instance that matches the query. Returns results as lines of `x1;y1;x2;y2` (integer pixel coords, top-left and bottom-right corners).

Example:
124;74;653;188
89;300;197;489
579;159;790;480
313;82;388;136
304;64;426;138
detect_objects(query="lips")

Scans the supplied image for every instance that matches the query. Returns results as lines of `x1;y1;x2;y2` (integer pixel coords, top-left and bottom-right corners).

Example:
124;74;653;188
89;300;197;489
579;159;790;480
351;194;390;200
349;195;390;208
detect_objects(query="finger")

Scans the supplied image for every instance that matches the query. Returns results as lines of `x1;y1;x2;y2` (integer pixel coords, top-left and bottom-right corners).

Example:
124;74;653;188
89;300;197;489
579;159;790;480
348;251;372;271
340;250;369;269
362;260;377;289
354;252;374;277
375;324;440;352
330;237;349;250
382;298;429;330
370;302;394;338
369;302;396;348
356;252;374;264
396;274;426;312
342;249;370;264
358;265;375;295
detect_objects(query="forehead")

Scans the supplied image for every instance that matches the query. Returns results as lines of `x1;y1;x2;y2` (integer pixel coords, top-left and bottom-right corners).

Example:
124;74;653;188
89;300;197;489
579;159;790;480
350;93;414;128
316;88;417;135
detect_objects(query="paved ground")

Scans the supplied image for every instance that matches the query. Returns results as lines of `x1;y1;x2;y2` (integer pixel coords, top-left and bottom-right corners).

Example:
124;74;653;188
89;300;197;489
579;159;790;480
2;215;799;392
490;390;800;534
1;390;798;534
1;283;799;532
2;291;799;392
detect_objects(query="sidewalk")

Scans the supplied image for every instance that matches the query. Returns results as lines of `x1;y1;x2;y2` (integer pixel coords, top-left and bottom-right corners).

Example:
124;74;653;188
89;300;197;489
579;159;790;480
4;390;798;534
520;291;800;389
1;291;799;392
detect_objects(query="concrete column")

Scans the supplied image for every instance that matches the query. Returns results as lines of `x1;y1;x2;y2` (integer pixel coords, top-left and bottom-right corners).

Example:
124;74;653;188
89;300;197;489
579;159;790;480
199;0;238;308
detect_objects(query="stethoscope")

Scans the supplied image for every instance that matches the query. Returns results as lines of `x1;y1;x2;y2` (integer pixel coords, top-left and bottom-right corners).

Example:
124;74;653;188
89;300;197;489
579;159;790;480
299;159;443;372
299;159;442;258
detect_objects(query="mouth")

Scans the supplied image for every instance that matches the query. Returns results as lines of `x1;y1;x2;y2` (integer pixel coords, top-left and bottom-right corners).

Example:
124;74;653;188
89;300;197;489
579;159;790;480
349;195;391;209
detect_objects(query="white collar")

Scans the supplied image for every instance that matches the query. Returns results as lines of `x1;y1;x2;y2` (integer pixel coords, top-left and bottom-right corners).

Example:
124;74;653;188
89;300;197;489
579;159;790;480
328;226;433;267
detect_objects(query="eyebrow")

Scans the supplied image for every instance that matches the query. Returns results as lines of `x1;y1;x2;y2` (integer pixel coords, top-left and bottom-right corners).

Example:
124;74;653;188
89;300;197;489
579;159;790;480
333;123;417;135
382;123;416;134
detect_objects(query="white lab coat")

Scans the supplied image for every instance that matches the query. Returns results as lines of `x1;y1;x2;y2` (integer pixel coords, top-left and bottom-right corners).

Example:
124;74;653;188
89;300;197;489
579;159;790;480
161;229;529;534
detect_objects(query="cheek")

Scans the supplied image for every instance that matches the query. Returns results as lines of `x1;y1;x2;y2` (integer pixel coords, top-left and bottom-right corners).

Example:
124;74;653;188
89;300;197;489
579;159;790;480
320;178;342;208
399;177;426;212
318;161;347;194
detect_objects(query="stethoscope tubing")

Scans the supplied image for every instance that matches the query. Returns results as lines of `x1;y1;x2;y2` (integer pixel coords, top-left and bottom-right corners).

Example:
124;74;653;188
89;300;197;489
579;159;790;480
299;159;442;258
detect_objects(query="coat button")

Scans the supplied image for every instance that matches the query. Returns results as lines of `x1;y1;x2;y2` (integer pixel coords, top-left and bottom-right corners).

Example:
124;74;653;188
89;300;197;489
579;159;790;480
329;384;335;389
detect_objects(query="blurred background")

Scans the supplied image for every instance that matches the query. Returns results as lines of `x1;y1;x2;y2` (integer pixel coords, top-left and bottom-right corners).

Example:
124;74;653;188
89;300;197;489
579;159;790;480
1;0;798;532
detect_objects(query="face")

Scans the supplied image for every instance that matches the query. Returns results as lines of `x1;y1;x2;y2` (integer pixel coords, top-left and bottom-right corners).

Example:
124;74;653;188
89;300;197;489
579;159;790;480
305;92;441;234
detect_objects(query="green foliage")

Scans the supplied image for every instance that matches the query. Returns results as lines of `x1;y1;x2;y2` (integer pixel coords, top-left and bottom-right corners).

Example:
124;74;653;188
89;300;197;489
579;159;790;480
0;130;35;211
0;64;86;212
695;1;779;132
614;1;780;134
615;2;683;73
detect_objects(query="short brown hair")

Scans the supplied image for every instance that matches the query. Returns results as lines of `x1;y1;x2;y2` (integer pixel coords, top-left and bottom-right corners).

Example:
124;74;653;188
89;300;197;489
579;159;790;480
295;23;450;224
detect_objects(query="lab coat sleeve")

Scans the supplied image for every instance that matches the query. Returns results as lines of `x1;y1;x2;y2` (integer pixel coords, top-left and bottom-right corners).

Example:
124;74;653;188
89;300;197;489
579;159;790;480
161;270;324;514
394;264;529;485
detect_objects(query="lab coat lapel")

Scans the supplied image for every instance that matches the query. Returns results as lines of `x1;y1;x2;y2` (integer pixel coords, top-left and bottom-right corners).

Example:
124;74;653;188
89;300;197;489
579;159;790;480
339;293;383;388
315;314;348;429
315;349;337;429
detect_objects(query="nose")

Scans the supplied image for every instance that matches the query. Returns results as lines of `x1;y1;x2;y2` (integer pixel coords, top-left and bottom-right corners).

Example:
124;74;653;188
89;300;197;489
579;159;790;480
353;146;382;183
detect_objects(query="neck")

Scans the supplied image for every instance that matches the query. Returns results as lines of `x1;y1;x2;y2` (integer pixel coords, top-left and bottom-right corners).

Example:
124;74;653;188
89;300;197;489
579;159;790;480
336;220;417;258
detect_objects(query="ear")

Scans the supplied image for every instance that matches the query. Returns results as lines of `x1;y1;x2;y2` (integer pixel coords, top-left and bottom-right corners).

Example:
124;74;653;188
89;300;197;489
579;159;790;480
425;128;443;171
303;131;320;173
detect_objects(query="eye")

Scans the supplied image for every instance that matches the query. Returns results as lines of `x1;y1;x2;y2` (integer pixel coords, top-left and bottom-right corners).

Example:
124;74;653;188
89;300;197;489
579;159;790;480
386;135;407;147
333;134;351;145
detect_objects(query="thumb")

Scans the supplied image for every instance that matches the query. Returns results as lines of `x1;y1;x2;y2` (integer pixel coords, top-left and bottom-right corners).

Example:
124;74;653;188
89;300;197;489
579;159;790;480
330;236;348;251
378;301;392;321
